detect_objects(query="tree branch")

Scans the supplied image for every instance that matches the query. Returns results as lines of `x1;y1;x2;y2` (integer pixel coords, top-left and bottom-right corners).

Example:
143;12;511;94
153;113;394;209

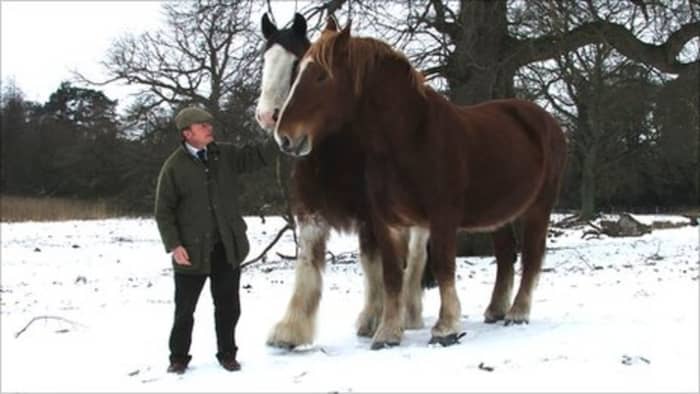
15;315;85;338
515;20;700;74
240;222;293;269
427;0;458;39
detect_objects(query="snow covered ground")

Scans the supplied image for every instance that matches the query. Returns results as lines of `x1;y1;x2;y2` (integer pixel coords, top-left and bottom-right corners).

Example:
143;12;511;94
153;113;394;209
1;214;698;392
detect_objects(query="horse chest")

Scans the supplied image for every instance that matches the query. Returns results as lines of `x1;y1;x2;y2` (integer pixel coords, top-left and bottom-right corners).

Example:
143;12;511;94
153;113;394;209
361;157;425;226
292;157;369;223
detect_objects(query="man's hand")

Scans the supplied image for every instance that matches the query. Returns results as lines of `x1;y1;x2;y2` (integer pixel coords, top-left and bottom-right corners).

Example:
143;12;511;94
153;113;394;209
172;246;191;266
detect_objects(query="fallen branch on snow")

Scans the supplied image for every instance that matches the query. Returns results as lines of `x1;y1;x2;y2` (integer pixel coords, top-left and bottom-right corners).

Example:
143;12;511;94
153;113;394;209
241;223;294;269
582;213;652;238
15;315;85;338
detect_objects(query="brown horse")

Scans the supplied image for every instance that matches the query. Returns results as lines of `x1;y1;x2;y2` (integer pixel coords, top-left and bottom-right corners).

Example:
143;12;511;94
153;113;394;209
275;20;568;349
256;13;432;349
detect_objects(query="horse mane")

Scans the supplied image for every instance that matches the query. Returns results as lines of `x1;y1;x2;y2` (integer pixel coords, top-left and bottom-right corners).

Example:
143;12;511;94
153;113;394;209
308;33;426;97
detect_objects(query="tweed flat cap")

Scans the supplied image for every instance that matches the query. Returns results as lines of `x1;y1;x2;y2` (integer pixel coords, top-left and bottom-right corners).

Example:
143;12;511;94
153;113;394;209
175;107;214;130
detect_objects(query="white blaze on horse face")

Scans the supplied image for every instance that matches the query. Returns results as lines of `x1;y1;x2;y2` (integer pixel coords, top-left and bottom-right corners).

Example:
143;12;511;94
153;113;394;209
256;44;298;131
274;57;313;150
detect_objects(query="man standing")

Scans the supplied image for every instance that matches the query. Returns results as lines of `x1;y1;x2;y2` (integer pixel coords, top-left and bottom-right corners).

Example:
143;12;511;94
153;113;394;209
155;106;276;374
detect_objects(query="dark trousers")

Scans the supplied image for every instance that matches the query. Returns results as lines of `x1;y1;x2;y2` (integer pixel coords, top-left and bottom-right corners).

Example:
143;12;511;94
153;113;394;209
169;242;241;363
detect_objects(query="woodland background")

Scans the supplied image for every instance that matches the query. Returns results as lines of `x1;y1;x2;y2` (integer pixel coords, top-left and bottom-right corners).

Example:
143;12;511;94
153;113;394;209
1;0;698;223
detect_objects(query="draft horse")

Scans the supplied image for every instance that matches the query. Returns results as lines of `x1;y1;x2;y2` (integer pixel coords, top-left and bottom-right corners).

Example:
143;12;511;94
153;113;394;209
275;19;568;348
256;13;431;349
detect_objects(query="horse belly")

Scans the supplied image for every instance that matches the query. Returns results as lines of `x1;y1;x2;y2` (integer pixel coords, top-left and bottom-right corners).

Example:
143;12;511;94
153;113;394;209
459;152;543;230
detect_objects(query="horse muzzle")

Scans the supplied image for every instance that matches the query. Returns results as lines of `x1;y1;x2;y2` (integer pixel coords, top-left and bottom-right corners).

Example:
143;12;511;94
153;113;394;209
255;108;279;131
276;132;311;157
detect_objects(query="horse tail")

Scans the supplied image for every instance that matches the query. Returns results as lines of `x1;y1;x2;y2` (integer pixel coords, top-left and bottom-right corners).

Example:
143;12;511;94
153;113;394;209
533;108;568;198
548;120;569;189
506;100;551;199
421;240;438;289
517;101;568;207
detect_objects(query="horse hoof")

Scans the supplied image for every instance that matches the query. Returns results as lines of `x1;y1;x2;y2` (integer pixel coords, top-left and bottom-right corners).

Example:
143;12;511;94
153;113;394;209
266;340;297;350
370;341;400;350
356;326;375;338
428;332;466;347
484;315;504;324
356;314;379;338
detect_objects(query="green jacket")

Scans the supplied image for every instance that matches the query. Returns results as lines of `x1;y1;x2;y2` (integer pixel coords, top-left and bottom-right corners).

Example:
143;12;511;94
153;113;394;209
155;140;278;274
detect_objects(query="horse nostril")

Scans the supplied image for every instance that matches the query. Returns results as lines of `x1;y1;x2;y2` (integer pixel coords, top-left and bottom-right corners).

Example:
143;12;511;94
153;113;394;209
272;109;279;122
280;135;291;151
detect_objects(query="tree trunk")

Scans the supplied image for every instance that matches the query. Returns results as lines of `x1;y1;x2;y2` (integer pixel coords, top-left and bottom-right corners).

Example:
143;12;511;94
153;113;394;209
580;146;597;220
444;1;516;255
445;1;515;105
696;94;700;206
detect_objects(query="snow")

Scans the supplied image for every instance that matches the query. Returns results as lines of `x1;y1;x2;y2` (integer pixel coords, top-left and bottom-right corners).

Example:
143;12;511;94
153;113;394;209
1;215;698;392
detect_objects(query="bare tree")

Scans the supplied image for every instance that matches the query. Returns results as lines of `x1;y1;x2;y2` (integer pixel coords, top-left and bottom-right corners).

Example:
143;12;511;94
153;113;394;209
524;44;662;218
77;0;261;136
287;0;698;243
514;2;684;218
301;0;697;105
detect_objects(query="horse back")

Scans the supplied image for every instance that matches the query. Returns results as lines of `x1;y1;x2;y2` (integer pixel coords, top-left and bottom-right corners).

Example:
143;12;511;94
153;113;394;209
429;96;565;229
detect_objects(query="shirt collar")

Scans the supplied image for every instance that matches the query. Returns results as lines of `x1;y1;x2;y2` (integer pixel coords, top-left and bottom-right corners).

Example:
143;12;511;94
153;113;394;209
184;142;205;158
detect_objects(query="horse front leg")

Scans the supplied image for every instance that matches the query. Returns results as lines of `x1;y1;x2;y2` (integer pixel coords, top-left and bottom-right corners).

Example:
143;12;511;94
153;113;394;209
428;222;462;346
370;226;406;350
267;214;329;349
356;223;384;337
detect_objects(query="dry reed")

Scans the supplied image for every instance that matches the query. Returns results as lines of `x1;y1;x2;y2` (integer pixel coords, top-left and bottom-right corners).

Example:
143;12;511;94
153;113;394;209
0;195;126;222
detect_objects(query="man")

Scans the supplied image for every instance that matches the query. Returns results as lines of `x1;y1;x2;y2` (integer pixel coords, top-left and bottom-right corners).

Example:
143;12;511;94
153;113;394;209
155;106;277;374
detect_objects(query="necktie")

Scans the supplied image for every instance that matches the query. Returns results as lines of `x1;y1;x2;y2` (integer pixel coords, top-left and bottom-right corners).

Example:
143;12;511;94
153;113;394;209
196;149;207;165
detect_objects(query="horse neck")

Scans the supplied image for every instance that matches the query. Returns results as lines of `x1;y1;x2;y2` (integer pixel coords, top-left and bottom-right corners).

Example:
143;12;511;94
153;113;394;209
355;59;428;141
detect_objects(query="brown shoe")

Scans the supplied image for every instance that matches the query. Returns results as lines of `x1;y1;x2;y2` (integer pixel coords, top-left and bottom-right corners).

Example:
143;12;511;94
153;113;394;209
167;361;187;374
219;357;241;371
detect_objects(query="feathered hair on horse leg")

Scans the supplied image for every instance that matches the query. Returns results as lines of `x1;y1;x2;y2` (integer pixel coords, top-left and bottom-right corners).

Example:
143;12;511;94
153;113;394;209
266;215;330;349
356;240;384;337
402;226;429;329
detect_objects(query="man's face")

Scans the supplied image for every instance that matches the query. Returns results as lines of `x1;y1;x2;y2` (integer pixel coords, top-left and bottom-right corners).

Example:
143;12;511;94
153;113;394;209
183;122;214;148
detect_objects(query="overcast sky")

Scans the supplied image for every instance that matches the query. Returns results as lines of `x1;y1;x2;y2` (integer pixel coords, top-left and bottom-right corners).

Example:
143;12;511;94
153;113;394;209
1;1;169;108
1;1;305;111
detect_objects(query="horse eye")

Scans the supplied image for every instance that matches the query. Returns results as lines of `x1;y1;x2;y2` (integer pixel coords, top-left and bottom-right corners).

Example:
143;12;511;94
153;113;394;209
316;70;327;83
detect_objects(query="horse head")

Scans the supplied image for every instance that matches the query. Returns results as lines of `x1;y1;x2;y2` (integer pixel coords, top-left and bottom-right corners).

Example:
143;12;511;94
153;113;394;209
256;12;310;131
274;20;355;157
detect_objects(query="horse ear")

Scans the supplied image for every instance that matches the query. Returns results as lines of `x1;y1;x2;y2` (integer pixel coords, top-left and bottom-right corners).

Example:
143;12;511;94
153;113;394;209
262;13;277;39
324;14;339;32
292;13;307;36
339;20;352;40
335;19;352;53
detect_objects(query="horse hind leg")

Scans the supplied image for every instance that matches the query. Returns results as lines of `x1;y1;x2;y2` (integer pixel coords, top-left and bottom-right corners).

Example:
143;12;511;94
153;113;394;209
484;224;517;323
506;204;550;325
267;215;329;348
402;226;429;330
356;224;384;337
427;223;462;346
506;121;567;325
